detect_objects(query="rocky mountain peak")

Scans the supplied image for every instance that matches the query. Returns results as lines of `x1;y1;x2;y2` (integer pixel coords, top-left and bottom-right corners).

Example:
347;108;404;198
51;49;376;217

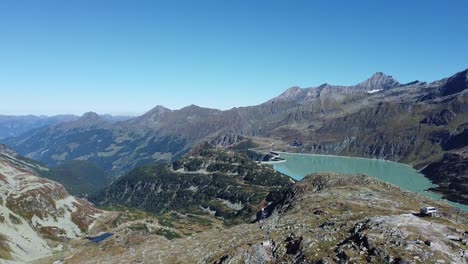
55;111;107;129
439;68;468;96
183;104;201;110
141;105;171;119
448;68;468;83
79;111;103;122
150;105;171;113
356;72;400;91
275;86;304;100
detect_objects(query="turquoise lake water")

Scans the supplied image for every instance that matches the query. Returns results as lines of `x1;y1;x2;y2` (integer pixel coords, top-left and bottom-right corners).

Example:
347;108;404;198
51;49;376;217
273;152;468;212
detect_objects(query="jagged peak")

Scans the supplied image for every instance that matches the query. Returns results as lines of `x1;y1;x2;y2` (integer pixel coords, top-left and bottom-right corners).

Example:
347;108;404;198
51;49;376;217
368;72;392;80
372;71;385;76
450;68;468;79
143;105;171;115
276;86;303;99
438;68;468;97
356;72;400;90
138;105;171;123
151;105;171;112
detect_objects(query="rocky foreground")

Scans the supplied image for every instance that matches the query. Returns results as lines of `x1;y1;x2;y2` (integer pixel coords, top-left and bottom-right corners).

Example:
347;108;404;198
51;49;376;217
41;173;468;264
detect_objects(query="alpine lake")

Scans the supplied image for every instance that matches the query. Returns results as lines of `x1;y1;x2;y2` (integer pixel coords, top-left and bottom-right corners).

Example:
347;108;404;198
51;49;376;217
272;152;468;212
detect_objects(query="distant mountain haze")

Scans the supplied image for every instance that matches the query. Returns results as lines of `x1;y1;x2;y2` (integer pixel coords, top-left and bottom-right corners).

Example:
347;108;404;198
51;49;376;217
0;114;133;139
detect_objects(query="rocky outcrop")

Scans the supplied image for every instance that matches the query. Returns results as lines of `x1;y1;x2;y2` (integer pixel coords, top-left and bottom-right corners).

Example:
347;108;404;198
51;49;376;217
443;128;468;150
421;153;468;204
420;69;468;101
440;69;468;97
420;109;455;126
209;133;246;149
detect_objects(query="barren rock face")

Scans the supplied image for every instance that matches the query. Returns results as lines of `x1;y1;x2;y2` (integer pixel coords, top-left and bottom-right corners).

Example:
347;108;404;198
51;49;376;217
422;153;468;204
0;145;100;263
420;109;455;126
209;133;246;148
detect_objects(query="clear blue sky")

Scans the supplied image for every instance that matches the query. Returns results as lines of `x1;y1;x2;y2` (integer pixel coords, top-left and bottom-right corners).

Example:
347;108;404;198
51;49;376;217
1;0;467;116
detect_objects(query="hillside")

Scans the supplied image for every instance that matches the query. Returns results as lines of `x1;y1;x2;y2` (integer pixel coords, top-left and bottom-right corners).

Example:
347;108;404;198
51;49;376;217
43;160;113;196
1;111;189;176
44;173;468;264
0;144;101;263
89;143;294;223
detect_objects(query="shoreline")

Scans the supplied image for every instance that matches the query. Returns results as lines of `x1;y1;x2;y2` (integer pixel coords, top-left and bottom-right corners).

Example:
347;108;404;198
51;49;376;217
272;151;439;178
269;151;468;211
258;159;286;164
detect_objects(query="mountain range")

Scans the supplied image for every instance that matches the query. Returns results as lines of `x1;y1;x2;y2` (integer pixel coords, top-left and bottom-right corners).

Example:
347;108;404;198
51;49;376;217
0;114;132;139
1;69;467;204
1;66;468;263
0;115;78;139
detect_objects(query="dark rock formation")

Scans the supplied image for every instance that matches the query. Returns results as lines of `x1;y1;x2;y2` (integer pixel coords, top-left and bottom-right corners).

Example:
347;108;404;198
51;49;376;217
420;109;455;126
421;153;468;204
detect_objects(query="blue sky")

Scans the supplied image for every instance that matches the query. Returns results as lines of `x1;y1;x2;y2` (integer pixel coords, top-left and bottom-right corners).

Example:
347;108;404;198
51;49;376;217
1;0;467;115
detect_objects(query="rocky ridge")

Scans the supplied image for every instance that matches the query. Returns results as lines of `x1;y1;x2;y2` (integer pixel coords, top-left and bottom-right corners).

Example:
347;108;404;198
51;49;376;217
89;143;293;223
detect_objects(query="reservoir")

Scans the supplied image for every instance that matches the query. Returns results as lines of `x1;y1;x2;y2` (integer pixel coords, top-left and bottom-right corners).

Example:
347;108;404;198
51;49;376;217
272;152;468;212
